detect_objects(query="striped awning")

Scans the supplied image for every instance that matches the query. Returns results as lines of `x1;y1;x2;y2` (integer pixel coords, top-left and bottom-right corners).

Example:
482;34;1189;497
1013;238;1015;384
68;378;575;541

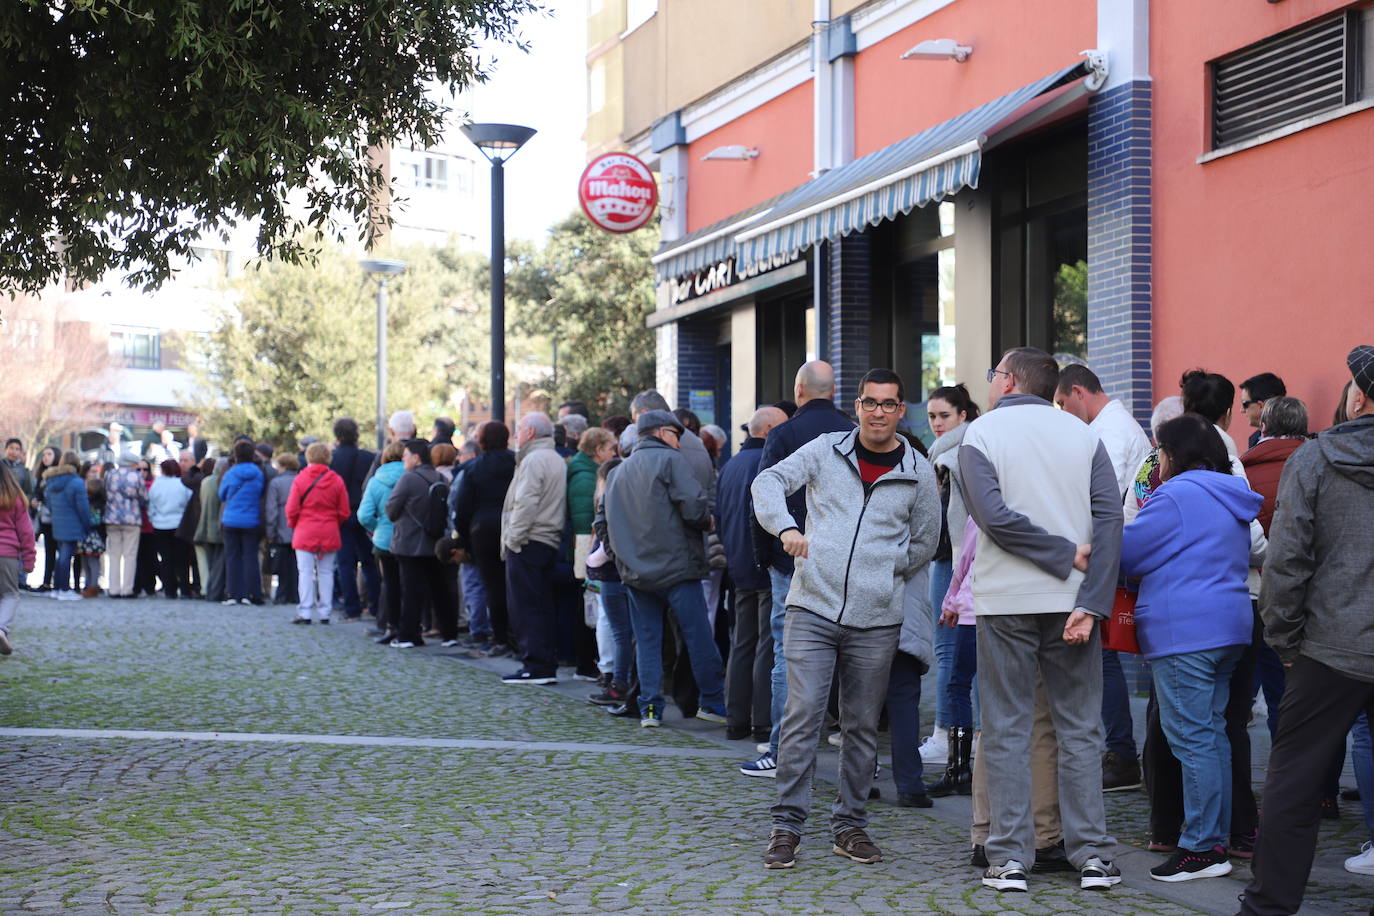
732;61;1092;272
651;191;791;284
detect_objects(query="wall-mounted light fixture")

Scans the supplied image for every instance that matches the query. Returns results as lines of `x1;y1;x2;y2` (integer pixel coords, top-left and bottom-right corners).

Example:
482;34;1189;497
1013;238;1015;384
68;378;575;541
701;145;760;161
901;38;973;62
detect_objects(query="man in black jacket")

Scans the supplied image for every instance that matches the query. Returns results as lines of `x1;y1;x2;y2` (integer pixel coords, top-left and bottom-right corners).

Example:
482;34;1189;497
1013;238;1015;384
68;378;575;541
716;407;786;743
741;361;855;777
330;417;379;619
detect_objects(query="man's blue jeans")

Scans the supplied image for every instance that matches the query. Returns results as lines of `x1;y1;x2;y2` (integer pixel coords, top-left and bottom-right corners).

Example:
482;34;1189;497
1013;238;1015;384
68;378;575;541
885;651;926;795
626;580;725;714
1102;649;1137;758
768;568;793;755
929;559;954;726
1352;714;1374;843
1151;645;1243;851
336;519;380;616
460;562;489;639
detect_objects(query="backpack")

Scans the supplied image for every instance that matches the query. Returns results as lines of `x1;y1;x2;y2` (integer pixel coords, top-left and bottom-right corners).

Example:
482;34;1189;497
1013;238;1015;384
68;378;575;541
422;478;450;539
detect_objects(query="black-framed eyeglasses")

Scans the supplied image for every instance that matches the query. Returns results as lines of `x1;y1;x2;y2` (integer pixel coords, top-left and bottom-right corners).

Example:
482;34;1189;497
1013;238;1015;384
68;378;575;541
986;368;1011;383
856;398;902;414
1241;399;1262;410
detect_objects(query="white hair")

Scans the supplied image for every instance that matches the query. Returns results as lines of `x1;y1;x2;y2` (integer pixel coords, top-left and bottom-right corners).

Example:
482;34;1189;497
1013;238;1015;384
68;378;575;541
559;414;588;437
521;413;555;438
1150;395;1185;440
388;410;417;438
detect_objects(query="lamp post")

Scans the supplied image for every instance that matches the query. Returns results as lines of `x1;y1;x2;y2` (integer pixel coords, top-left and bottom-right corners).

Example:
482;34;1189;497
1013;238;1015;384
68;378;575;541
461;122;536;424
360;258;407;452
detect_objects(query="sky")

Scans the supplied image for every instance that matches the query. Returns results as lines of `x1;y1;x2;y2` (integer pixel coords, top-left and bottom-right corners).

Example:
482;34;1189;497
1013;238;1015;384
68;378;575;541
460;1;589;245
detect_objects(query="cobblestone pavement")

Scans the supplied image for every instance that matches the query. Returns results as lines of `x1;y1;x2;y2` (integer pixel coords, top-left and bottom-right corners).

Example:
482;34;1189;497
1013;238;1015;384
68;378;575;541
2;595;1371;914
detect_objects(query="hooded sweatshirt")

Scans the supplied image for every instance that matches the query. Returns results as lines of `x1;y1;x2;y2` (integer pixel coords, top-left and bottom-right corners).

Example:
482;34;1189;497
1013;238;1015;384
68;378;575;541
927;422;972;565
1121;469;1262;660
1260;415;1374;682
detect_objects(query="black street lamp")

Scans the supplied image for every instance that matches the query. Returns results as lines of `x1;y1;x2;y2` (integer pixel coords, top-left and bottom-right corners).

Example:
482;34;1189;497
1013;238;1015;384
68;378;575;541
461;122;537;424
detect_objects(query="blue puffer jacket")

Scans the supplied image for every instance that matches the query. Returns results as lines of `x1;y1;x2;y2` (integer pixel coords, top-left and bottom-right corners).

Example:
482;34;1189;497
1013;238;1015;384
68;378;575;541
358;459;404;552
218;462;265;529
1121;469;1263;660
44;465;91;542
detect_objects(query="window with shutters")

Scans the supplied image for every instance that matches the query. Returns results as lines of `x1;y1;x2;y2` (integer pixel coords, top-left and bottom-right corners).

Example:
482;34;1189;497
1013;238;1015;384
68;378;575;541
1211;9;1373;151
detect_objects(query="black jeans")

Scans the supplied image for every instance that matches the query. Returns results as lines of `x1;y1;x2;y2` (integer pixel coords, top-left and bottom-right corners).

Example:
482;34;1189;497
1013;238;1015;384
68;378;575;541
271;543;299;604
375;550;402;633
396;554;453;644
39;522;58;588
134;531;160;596
1143;606;1260;843
726;586;773;733
469;520;510;648
505;540;558;677
1242;656;1374;915
151;529;188;598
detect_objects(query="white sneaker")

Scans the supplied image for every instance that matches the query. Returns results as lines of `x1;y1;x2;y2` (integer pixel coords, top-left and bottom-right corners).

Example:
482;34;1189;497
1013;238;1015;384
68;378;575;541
918;728;948;763
56;590;82;602
827;731;842;747
220;598;238;606
1345;841;1374;875
982;859;1029;892
756;742;770;754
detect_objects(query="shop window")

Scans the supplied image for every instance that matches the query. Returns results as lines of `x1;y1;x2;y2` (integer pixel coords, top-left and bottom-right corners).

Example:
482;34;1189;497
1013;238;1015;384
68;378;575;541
757;292;811;406
989;125;1088;363
871;202;957;402
109;327;161;370
1211;11;1372;150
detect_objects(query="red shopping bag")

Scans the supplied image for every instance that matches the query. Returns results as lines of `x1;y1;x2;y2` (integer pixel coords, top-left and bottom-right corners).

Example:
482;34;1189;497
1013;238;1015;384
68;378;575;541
1100;588;1140;654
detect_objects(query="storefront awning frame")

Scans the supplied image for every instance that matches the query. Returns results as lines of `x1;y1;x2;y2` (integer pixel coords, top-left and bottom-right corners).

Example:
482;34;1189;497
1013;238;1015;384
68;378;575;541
730;57;1104;272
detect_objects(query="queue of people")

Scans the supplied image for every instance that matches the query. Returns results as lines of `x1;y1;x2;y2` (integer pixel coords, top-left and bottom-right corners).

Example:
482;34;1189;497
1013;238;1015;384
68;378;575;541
1;345;1370;915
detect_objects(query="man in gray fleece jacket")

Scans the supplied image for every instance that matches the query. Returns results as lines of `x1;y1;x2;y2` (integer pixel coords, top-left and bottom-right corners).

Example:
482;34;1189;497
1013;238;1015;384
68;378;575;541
1241;345;1374;916
752;368;940;870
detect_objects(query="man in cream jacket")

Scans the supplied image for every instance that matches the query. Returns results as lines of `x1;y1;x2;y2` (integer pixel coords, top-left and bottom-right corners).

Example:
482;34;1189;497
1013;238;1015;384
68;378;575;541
960;347;1124;894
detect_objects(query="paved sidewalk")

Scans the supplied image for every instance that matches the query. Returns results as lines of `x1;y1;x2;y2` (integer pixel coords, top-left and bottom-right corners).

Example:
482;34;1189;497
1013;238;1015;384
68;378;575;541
1;594;1370;914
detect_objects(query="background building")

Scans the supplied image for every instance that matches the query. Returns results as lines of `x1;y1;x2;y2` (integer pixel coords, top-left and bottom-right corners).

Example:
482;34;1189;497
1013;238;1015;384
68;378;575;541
589;0;1372;447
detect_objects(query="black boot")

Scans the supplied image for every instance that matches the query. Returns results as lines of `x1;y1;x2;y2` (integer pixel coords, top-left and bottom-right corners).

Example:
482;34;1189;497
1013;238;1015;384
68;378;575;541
927;727;973;798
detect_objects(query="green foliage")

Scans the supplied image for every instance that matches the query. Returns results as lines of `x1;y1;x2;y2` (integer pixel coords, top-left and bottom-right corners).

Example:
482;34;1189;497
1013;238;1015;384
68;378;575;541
191;241;493;448
508;211;658;419
0;0;539;293
1053;259;1088;360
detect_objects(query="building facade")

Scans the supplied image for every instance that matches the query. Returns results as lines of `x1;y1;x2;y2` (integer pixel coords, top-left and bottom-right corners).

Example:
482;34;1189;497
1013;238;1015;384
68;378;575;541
587;0;1373;447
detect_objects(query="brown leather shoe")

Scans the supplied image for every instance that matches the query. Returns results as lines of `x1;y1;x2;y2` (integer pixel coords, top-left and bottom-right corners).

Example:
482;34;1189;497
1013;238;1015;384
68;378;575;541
763;829;799;869
832;827;882;863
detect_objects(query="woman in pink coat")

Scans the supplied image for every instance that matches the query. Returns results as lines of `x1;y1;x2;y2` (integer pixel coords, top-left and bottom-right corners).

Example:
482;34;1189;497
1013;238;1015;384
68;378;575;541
285;442;351;625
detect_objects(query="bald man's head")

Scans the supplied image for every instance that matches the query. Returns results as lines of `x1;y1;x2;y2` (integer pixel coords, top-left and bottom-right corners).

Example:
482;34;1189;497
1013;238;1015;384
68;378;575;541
747;406;788;438
794;360;835;405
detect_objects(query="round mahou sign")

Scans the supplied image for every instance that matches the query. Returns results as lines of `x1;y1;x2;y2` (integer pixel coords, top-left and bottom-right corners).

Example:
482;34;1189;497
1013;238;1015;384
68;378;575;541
578;153;658;233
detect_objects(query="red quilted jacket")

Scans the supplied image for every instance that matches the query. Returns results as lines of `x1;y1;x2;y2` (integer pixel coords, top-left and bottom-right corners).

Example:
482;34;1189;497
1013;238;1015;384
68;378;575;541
285;464;351;553
1240;436;1305;536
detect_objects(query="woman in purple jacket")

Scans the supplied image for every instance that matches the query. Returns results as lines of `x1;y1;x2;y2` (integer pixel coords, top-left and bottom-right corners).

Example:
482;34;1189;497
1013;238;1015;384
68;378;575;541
1122;413;1262;883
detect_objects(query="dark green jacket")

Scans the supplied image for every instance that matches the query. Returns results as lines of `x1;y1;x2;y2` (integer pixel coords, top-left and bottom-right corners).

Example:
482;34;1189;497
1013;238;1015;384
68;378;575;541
566;451;598;535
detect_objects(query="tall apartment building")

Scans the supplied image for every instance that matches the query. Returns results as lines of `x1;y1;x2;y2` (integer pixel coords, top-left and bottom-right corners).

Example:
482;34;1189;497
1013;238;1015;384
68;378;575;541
588;0;1374;448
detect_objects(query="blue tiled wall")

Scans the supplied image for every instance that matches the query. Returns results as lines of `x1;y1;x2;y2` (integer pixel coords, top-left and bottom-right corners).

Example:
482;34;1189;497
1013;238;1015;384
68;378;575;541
828;233;872;406
1087;79;1153;426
